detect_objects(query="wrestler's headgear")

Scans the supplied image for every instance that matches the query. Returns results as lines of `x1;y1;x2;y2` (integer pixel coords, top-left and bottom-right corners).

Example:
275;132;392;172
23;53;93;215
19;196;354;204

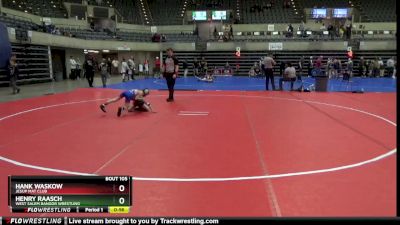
143;88;150;96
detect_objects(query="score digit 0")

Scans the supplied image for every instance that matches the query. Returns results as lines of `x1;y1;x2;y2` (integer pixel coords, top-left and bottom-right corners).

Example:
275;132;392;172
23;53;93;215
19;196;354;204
119;185;125;192
119;197;125;205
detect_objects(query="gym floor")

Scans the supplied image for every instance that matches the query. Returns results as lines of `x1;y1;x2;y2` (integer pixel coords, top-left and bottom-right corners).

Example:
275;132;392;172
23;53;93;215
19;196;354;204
0;75;396;217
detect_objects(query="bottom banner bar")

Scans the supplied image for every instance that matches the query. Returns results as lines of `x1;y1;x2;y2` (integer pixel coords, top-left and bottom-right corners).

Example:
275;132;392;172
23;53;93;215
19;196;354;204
1;217;399;225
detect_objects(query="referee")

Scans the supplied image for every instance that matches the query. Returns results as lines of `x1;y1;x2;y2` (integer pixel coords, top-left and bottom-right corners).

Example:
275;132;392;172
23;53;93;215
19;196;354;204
162;48;179;102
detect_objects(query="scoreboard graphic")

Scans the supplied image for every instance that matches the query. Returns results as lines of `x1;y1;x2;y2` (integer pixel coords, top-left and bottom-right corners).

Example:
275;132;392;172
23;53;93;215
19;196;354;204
8;176;132;214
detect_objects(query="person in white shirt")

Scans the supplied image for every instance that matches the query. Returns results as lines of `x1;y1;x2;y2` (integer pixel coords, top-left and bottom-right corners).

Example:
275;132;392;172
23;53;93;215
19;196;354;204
347;58;353;77
138;62;143;76
144;59;149;76
112;58;119;75
120;58;129;82
378;57;384;77
386;57;395;78
128;56;135;80
262;53;276;90
69;56;77;80
279;62;296;91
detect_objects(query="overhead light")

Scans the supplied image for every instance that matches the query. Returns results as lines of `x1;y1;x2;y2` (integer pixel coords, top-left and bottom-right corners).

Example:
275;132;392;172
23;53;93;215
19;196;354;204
102;50;110;53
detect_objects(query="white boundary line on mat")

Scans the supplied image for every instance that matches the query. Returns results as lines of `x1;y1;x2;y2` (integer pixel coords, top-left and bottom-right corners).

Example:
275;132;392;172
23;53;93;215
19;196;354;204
0;94;396;182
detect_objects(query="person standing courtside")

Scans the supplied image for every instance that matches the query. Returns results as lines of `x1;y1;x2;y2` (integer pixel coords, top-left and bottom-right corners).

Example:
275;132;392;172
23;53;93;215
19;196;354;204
7;54;20;94
83;57;95;87
162;48;179;102
99;58;109;88
69;56;77;80
262;53;276;90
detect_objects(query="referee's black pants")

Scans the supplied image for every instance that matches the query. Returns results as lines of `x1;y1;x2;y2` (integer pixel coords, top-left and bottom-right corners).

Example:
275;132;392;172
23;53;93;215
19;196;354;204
265;68;275;90
165;73;176;99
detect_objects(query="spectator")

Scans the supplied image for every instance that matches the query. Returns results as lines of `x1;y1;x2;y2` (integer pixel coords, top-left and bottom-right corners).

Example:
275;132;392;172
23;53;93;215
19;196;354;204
107;57;112;75
248;65;255;77
286;24;294;37
372;57;380;77
332;58;339;79
154;56;161;78
161;34;166;42
279;60;286;77
337;58;343;77
144;58;149;76
193;58;200;77
90;20;95;31
359;56;366;77
279;62;296;90
138;62;144;76
298;56;304;80
308;56;314;77
313;56;323;76
152;33;161;42
83;57;95;87
345;22;352;40
7;54;20;94
378;57;385;77
99;58;109;88
299;21;305;37
200;57;208;76
254;62;261;76
120;58;129;82
182;59;188;78
366;60;373;77
112;58;119;75
213;27;218;39
229;25;234;40
69;56;77;80
326;57;334;78
327;23;334;40
347;58;353;77
386;57;395;78
224;61;231;74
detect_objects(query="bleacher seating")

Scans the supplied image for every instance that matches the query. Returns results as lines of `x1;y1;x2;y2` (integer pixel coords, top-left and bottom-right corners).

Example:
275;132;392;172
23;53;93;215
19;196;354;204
116;31;198;42
148;0;185;25
188;0;233;10
355;0;396;22
239;0;302;24
0;14;41;31
0;44;52;87
173;50;396;76
59;27;114;40
2;0;68;18
297;0;349;8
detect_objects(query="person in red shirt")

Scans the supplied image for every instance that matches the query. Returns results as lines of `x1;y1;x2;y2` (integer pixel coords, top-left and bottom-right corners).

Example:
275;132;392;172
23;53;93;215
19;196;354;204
154;56;161;78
